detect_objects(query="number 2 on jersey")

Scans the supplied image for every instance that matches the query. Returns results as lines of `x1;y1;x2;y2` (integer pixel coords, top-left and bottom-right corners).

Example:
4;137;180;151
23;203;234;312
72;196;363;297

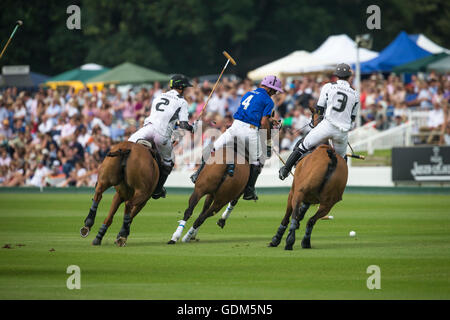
242;95;254;110
156;98;170;112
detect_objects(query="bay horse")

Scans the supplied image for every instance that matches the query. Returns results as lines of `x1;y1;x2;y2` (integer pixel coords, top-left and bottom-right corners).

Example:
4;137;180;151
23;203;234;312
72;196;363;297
79;140;159;246
269;144;348;250
168;146;250;244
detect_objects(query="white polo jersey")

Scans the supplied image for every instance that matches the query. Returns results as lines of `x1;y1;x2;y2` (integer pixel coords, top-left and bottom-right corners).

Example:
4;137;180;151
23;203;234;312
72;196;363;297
317;80;359;131
144;89;189;138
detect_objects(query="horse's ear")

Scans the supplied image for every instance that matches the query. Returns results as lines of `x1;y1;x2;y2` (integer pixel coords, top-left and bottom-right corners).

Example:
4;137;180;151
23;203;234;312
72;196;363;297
271;110;275;118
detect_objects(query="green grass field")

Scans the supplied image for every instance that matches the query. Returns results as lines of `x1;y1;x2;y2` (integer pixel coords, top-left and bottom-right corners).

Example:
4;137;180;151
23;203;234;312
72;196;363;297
0;191;449;300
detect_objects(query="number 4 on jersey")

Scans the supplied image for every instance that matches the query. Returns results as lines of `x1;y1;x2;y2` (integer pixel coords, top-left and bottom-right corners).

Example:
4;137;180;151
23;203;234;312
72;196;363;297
242;95;254;110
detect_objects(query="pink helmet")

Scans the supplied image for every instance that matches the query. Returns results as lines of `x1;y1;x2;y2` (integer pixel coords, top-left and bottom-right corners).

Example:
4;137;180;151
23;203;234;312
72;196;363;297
261;75;283;93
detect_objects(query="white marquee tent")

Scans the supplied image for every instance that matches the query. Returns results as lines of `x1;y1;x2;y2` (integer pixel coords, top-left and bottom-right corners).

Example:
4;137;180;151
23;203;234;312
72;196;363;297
247;51;318;81
280;34;379;75
410;34;450;54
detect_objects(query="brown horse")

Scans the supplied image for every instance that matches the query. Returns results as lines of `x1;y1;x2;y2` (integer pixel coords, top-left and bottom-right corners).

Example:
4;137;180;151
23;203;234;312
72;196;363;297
79;141;159;246
269;144;348;250
168;147;250;244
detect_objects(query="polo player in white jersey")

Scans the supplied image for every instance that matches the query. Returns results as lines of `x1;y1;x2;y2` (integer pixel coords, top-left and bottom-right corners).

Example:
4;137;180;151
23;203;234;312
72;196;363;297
128;74;194;198
279;63;360;180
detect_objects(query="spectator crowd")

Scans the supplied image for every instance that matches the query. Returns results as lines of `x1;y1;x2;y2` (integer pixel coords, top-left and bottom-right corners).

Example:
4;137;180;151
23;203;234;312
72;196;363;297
1;71;449;187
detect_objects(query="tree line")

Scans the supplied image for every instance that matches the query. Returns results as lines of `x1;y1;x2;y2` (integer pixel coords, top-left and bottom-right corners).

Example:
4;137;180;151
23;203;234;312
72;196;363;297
0;0;448;78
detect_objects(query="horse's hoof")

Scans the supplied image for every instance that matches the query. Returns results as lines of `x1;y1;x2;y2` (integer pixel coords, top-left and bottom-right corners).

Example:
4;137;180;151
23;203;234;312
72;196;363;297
80;226;90;238
84;217;94;229
167;240;176;245
301;239;311;249
284;245;293;251
92;237;102;246
269;237;281;247
217;219;226;229
115;237;127;247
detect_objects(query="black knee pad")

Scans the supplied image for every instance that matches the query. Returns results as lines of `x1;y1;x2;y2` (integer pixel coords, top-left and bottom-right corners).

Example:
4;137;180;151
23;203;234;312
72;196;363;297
161;160;174;176
251;162;262;174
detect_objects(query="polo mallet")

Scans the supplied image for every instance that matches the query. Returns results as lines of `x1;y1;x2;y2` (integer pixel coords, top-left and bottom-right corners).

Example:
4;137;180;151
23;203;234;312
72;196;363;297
196;51;237;121
346;142;365;160
270;123;294;178
0;20;23;59
272;147;294;178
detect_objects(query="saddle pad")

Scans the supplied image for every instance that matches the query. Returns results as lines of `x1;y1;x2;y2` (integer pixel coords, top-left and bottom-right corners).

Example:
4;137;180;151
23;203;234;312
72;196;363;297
136;139;154;150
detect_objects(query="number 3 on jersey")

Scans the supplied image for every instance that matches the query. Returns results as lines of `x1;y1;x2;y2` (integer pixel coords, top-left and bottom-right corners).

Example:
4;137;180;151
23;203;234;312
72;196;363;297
333;91;348;112
242;95;254;110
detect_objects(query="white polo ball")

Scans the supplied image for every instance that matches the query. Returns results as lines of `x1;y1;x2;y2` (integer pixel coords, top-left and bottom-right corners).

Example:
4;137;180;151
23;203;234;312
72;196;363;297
349;231;356;237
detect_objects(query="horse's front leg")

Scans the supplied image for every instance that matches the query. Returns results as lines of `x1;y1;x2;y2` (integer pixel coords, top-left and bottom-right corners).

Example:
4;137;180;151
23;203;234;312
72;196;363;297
115;191;149;247
285;200;310;250
114;200;132;246
183;200;221;243
92;192;124;245
302;204;331;249
80;182;108;238
217;197;239;229
284;217;299;250
168;191;202;244
182;194;214;242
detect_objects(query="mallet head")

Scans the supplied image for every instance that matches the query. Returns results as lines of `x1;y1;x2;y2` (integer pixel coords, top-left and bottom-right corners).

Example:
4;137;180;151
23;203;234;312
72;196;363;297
16;20;23;26
222;51;236;66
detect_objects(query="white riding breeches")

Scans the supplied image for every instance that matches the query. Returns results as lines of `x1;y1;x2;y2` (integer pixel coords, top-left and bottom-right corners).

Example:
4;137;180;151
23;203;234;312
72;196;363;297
301;119;348;157
128;124;174;166
212;119;261;165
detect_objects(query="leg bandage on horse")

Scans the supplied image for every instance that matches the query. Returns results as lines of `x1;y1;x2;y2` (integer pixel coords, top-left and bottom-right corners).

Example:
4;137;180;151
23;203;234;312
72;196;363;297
90;199;99;212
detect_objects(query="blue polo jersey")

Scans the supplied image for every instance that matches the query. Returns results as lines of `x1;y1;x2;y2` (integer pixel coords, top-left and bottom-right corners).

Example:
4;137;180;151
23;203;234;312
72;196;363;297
233;88;274;127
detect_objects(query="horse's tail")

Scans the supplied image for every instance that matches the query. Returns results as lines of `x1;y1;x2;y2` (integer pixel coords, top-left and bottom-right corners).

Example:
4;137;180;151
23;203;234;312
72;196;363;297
107;148;131;158
106;148;131;184
318;148;338;194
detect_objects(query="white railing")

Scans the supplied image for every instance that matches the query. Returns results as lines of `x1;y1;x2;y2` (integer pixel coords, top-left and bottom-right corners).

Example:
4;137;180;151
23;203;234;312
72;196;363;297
408;110;429;128
348;120;377;145
407;110;430;141
350;122;412;155
349;110;431;154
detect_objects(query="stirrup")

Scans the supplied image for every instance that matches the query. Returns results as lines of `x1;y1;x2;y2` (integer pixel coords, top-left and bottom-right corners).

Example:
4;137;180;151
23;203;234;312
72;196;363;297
152;187;166;200
243;186;258;201
243;189;258;201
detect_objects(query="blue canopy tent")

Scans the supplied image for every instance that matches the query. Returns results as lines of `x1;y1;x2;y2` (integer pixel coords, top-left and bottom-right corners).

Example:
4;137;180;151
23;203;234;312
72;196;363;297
358;31;432;73
30;72;50;86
